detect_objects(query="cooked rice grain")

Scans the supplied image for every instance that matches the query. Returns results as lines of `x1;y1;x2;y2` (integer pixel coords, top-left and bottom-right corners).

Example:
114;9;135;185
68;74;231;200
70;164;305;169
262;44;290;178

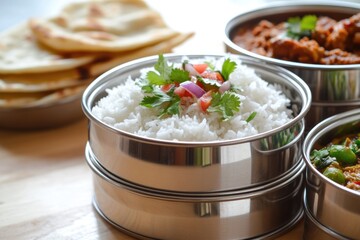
92;57;292;141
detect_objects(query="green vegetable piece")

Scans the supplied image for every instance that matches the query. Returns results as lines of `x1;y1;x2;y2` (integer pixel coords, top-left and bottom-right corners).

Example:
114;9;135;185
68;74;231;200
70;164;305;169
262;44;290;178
154;54;172;82
329;145;357;166
205;61;215;71
221;58;237;80
159;95;181;117
300;15;317;31
207;92;240;121
170;68;189;83
146;71;167;85
310;148;333;169
246;112;257;123
286;15;317;40
323;167;346;185
140;91;171;108
314;155;335;170
354;139;360;147
310;148;329;161
147;55;189;85
197;76;222;87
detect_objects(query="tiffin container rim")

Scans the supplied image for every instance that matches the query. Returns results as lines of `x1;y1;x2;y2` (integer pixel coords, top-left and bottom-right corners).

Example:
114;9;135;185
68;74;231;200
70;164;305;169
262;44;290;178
82;53;311;147
224;0;360;70
302;108;360;197
85;142;305;200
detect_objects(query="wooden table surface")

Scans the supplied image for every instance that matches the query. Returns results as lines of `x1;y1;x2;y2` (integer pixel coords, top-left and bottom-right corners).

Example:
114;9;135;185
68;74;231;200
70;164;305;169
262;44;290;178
0;0;306;239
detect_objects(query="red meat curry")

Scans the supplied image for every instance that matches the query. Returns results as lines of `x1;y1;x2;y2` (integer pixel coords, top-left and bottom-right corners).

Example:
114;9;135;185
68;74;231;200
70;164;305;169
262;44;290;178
232;13;360;64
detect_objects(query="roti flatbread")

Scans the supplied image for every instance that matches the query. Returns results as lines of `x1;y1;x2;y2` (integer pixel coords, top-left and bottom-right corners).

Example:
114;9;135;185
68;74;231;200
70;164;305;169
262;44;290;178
88;32;194;76
0;22;95;74
0;85;86;107
0;68;92;92
29;0;179;52
0;31;193;93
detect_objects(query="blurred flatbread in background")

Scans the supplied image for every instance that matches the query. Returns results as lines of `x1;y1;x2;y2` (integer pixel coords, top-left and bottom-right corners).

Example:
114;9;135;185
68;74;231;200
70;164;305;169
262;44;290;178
0;69;92;92
0;0;194;115
29;0;180;52
88;32;194;75
0;22;95;74
0;32;193;93
0;85;85;107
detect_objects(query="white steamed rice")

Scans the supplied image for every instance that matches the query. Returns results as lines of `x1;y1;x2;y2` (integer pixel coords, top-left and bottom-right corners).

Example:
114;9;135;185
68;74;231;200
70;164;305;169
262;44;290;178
92;56;293;141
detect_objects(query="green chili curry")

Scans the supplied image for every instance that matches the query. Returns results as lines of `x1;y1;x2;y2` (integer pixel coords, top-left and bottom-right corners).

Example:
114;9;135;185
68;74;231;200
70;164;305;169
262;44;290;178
311;134;360;191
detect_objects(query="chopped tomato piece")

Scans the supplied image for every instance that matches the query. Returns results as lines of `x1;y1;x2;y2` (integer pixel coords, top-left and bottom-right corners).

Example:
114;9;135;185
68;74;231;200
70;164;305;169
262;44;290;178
174;86;192;98
193;64;208;74
198;91;213;112
161;83;174;92
201;70;224;83
196;80;205;89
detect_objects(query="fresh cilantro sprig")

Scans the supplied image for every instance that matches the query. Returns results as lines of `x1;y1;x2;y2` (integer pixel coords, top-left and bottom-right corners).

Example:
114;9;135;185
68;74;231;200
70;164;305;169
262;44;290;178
140;88;171;108
140;55;244;121
140;87;181;117
140;55;189;117
286;15;317;40
221;58;237;80
197;76;222;87
146;54;189;85
207;92;240;121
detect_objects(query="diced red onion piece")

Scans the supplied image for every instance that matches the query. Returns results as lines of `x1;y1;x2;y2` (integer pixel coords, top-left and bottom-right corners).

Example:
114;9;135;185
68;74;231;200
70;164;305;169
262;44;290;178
219;81;231;93
184;63;199;76
180;81;206;98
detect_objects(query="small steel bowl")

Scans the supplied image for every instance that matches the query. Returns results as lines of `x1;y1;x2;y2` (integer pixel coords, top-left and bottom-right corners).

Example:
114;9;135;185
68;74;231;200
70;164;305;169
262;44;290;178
302;108;360;239
224;1;360;130
0;91;84;130
86;142;305;240
82;54;311;192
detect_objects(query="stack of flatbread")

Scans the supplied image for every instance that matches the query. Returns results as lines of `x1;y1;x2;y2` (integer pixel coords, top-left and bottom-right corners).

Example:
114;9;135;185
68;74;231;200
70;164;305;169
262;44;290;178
0;0;193;107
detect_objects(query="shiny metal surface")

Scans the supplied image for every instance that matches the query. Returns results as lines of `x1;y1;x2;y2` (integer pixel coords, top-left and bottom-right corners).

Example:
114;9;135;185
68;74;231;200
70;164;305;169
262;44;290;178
224;1;360;130
86;144;305;240
0;92;84;130
303;191;349;240
82;54;311;192
302;109;360;239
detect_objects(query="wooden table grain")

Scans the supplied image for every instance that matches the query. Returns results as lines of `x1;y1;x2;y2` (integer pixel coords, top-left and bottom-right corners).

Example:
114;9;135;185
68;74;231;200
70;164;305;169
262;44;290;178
0;0;305;239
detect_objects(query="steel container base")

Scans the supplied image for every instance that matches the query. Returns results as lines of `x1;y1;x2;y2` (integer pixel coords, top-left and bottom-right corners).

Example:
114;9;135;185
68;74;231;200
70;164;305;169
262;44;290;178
303;191;349;240
86;143;306;240
93;197;304;240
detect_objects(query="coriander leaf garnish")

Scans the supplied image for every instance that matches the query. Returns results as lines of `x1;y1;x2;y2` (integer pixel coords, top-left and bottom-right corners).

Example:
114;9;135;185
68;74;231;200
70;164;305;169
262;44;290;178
207;92;240;121
141;84;154;93
170;68;189;83
205;61;215;71
140;88;181;117
146;54;173;85
221;58;237;80
147;54;189;85
140;90;171;108
140;55;242;121
159;96;181;117
246;111;257;122
146;71;167;85
198;76;222;87
154;54;172;81
286;15;317;40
